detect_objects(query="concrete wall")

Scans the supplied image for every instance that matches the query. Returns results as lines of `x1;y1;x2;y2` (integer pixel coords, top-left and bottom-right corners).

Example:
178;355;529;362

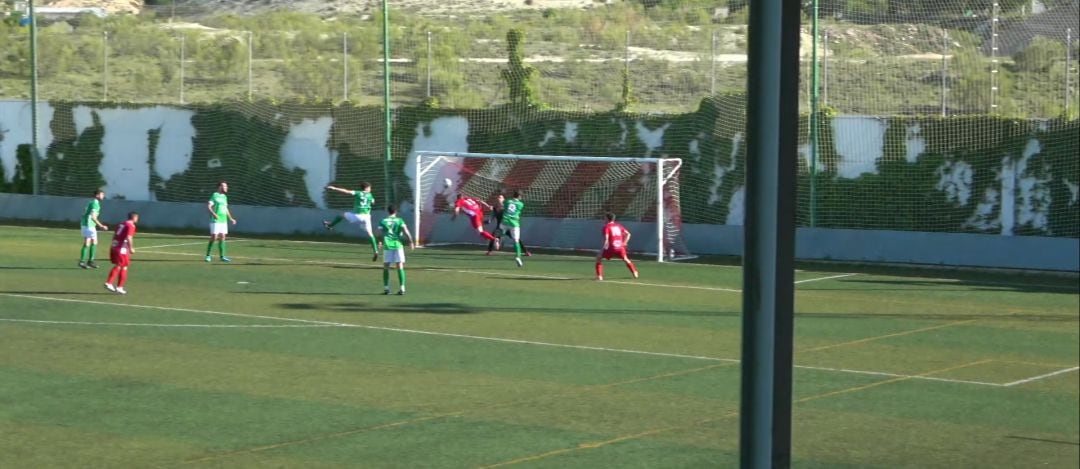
3;193;1076;271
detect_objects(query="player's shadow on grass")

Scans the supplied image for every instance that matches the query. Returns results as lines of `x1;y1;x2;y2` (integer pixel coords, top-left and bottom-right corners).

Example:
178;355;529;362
278;301;475;314
243;291;384;296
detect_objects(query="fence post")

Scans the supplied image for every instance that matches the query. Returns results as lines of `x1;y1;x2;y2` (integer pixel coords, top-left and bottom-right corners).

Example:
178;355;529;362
343;31;349;101
179;35;185;104
247;31;253;100
102;31;108;101
427;31;433;98
710;29;717;95
942;28;948;116
990;2;1000;113
1066;28;1072;116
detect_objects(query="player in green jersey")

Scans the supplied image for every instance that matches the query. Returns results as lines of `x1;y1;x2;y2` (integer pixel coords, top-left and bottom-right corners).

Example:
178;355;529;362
205;181;237;262
324;182;379;261
377;205;415;295
78;190;108;269
502;189;526;267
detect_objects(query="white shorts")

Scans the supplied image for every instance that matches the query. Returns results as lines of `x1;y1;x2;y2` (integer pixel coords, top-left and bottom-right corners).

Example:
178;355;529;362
383;247;405;264
210;222;229;235
81;226;97;240
344;212;373;233
506;227;520;241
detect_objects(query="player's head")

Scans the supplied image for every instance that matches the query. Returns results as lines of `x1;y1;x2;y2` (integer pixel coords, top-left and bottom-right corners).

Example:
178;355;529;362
127;211;139;223
496;192;505;203
93;189;105;200
511;190;521;199
218;181;228;193
387;205;397;215
605;212;616;221
361;182;372;191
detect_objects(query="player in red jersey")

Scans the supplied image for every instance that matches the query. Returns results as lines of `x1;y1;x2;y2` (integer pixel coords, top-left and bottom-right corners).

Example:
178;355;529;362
451;194;499;246
104;211;139;295
595;212;638;281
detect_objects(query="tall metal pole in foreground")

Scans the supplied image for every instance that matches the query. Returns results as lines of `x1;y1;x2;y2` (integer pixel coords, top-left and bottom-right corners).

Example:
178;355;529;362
740;0;800;465
808;0;819;227
382;0;394;203
29;0;40;195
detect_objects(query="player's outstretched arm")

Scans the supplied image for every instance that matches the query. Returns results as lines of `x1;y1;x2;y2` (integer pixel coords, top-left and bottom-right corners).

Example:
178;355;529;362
325;185;355;196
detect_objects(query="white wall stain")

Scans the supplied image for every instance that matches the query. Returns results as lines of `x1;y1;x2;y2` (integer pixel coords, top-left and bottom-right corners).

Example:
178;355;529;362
89;106;196;201
726;185;745;226
935;159;973;206
635;121;670;157
905;123;926;163
708;132;741;206
538;129;556;147
1013;138;1051;234
832;116;886;179
0;101;55;183
965;187;1001;232
280;117;334;209
564;122;578;143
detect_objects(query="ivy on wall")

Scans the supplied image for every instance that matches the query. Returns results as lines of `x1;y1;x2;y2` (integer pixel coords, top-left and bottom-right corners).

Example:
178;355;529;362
10;100;1079;238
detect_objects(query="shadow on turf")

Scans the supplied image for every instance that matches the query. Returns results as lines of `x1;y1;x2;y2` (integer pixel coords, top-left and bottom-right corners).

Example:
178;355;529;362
278;301;475;314
1004;435;1080;446
801;278;1079;295
0;266;71;270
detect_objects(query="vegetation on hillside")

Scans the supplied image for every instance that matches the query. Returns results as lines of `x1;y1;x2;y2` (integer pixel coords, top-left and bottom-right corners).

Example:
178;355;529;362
0;1;1075;117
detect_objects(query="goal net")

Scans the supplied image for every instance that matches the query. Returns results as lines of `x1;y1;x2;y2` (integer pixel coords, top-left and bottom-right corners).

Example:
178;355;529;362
414;151;691;262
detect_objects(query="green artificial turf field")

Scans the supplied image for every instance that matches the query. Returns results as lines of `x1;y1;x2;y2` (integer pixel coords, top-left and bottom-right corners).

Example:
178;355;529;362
1;225;1077;467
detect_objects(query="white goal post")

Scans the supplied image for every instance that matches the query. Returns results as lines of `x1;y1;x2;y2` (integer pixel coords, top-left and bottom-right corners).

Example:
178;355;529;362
413;151;691;262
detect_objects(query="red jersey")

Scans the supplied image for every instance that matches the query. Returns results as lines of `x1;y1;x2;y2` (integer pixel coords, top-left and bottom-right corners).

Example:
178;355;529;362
603;222;629;249
455;197;483;217
111;220;137;250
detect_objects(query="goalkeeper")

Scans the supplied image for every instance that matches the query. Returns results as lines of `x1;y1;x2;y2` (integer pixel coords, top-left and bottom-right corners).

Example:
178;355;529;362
486;192;531;257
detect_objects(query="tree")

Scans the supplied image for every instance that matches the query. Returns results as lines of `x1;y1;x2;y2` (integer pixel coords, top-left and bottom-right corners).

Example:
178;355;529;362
500;28;542;108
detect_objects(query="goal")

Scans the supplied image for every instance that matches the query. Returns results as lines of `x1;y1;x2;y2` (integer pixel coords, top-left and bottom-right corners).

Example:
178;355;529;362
413;151;691;262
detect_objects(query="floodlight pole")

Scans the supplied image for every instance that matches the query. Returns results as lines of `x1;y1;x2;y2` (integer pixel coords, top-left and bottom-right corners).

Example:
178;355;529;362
740;0;800;466
29;0;40;195
382;0;394;204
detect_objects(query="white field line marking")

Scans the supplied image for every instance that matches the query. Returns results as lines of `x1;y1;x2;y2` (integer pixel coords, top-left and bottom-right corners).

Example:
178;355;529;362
0;318;333;328
1;292;1004;387
795;273;857;284
1003;366;1080;387
140;240;250;250
793;363;1005;387
139;250;746;293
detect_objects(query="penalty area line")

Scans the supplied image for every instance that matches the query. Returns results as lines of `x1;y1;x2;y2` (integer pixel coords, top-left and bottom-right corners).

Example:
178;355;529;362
0;317;334;328
1003;366;1080;387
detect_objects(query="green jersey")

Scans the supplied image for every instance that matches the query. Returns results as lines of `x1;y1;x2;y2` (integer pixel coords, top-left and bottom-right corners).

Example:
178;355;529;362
81;199;100;227
379;215;407;249
352;191;375;215
209;192;230;223
502;198;524;228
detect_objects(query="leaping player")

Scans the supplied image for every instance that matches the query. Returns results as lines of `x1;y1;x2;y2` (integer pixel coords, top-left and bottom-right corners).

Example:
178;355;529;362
451;193;499;248
595;212;639;281
324;182;379;261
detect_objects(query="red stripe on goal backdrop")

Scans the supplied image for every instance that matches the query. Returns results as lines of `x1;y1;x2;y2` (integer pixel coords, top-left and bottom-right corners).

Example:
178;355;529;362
547;162;611;218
